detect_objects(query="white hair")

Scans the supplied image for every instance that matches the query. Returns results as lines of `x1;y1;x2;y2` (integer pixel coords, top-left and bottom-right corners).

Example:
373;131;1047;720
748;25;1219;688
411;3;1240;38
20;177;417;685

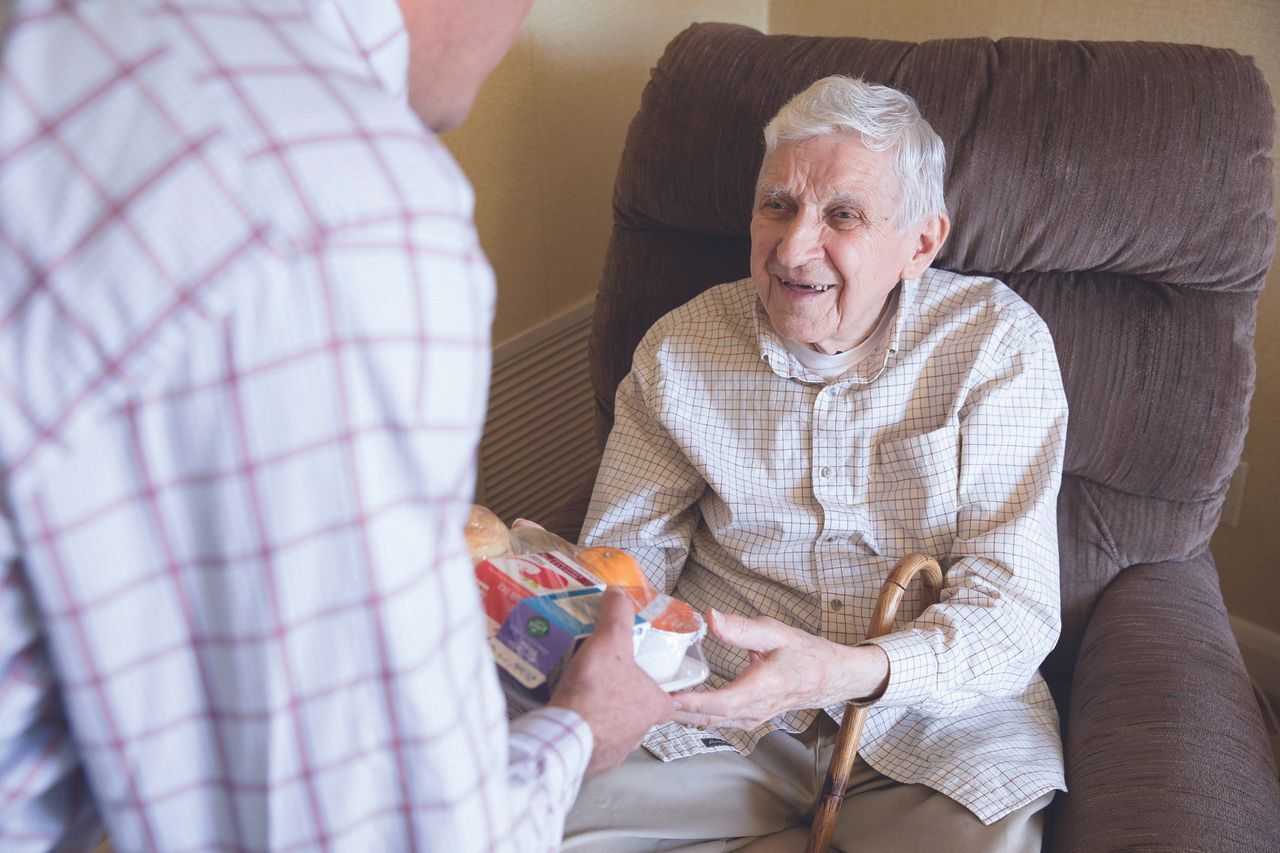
762;75;948;231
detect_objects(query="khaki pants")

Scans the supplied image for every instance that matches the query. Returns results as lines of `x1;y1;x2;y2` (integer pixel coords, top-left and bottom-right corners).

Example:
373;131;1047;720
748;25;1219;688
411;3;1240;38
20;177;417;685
563;716;1052;852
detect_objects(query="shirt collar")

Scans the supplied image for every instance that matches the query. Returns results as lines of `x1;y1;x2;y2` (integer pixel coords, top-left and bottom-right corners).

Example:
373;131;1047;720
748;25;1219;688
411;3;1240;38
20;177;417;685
888;274;915;358
317;0;410;101
755;275;917;386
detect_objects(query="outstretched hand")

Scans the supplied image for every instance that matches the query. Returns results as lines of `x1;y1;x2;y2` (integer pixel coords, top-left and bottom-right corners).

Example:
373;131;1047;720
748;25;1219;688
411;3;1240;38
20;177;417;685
670;609;889;731
549;587;676;778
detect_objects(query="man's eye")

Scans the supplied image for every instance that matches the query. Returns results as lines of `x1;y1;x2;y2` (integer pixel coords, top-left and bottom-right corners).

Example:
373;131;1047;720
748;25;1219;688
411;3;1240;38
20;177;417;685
830;210;865;226
762;200;786;210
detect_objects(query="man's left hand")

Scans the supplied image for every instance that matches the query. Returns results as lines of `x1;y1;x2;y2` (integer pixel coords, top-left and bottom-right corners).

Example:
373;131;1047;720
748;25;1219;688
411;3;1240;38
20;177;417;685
671;609;890;730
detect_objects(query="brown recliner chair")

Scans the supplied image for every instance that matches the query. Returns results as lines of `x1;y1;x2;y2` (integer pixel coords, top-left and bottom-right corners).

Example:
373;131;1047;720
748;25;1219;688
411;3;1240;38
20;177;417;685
579;23;1279;851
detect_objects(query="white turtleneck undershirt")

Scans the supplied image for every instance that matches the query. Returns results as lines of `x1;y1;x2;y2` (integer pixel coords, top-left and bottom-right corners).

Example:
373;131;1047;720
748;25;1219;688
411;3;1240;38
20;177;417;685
779;286;900;382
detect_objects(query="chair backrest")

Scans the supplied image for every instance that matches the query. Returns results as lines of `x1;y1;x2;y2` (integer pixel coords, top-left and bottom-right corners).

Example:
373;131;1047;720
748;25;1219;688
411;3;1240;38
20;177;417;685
591;23;1274;682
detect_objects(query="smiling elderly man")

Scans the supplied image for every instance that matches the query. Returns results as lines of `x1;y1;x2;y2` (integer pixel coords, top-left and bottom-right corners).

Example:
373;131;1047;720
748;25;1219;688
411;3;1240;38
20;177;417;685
564;76;1069;851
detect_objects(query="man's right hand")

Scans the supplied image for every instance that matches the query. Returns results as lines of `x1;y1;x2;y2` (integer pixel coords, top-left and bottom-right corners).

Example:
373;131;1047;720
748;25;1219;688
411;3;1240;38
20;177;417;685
548;586;675;778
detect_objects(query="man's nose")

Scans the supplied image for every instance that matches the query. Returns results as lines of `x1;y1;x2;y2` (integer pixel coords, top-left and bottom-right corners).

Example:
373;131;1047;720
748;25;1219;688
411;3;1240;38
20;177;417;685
774;215;824;268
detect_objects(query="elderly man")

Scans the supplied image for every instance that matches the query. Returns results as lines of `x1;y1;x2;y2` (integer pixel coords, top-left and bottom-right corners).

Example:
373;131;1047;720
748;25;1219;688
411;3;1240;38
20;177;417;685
564;76;1068;851
0;0;670;849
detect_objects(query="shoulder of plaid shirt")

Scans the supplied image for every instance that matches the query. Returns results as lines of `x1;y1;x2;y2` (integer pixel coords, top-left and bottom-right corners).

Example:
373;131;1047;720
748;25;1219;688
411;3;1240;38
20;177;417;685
581;270;1071;824
0;1;603;850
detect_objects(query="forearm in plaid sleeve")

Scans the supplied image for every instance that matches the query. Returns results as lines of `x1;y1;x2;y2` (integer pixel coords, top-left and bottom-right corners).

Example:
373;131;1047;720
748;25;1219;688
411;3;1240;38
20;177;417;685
580;353;707;594
867;331;1066;714
503;707;592;848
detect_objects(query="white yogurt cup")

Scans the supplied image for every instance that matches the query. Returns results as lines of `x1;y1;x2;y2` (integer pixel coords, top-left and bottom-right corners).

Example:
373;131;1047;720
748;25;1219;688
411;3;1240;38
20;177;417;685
635;626;703;684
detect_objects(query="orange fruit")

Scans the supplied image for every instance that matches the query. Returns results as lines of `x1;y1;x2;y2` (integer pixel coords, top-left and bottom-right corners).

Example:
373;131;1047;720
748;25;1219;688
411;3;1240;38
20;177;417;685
577;547;648;587
577;546;701;634
577;546;657;611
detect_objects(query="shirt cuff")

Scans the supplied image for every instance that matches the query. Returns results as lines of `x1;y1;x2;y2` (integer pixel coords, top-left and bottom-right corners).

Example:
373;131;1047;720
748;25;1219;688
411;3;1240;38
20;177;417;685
860;630;938;709
508;705;594;809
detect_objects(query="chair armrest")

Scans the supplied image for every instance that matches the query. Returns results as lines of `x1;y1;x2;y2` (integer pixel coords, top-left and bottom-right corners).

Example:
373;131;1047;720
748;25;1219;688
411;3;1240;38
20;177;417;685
1051;556;1280;852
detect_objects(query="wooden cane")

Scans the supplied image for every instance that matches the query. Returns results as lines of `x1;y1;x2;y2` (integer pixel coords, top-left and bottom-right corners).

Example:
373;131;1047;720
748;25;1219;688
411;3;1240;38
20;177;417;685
805;554;944;853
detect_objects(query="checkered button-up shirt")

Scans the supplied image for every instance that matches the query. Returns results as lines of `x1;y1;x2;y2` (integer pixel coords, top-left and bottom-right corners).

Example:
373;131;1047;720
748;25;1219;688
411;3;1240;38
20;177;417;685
582;271;1068;824
0;1;589;850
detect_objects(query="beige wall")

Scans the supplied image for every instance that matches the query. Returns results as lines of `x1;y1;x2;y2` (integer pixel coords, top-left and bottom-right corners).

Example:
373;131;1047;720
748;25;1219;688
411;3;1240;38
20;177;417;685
768;0;1280;634
442;0;768;345
449;0;1279;633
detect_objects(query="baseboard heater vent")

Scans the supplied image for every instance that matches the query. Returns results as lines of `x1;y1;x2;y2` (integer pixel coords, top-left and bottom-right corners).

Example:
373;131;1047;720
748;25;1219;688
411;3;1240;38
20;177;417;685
477;297;599;538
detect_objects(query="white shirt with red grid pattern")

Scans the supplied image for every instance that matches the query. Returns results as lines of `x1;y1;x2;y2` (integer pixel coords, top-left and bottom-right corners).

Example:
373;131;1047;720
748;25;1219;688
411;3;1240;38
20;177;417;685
582;271;1069;824
0;1;590;850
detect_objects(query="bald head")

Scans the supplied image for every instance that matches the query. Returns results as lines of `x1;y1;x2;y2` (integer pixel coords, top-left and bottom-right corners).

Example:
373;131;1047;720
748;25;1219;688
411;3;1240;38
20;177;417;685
398;0;534;132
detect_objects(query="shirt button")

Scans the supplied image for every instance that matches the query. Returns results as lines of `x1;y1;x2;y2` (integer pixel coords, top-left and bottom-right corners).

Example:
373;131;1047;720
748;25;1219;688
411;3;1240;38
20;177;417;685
829;598;844;611
824;535;837;544
819;466;832;478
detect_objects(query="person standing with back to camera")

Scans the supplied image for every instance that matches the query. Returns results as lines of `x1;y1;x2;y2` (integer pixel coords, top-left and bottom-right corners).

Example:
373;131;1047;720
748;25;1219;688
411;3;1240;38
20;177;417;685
0;0;671;849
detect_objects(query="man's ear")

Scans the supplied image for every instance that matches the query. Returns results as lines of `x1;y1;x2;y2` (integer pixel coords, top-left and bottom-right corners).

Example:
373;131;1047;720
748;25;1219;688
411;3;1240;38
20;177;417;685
899;213;950;280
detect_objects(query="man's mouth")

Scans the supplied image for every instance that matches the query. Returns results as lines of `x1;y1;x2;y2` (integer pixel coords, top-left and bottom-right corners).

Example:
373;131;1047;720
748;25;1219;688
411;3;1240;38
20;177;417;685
779;276;834;293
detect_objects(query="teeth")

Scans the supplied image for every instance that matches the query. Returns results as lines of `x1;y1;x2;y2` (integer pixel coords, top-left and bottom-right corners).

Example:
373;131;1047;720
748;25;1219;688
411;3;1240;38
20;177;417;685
781;278;831;292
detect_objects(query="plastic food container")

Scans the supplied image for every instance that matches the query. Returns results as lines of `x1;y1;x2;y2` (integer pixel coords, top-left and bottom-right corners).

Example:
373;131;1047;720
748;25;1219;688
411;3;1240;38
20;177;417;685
468;507;711;701
638;626;708;689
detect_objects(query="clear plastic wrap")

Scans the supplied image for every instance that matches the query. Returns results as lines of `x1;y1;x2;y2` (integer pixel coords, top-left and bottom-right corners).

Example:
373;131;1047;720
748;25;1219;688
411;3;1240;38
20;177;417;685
469;506;708;694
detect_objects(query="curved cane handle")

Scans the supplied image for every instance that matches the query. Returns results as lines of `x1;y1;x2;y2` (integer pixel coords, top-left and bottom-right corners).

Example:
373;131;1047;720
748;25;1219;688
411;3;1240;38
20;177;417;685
805;554;943;853
867;553;944;638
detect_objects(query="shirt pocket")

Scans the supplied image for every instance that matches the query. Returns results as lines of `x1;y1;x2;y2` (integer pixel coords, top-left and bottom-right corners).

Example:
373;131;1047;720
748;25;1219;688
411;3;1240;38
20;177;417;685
870;424;960;559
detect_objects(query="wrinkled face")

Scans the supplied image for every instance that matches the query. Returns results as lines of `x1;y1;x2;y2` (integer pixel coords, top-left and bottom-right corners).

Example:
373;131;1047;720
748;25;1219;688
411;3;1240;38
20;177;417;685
399;0;534;132
751;132;941;354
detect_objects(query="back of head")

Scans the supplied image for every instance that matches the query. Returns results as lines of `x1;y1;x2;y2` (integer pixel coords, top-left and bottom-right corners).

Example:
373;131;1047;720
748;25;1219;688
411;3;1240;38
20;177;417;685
763;75;947;230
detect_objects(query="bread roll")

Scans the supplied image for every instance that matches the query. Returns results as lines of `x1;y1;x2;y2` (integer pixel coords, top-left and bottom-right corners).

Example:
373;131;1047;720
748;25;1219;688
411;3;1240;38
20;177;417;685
465;504;511;563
